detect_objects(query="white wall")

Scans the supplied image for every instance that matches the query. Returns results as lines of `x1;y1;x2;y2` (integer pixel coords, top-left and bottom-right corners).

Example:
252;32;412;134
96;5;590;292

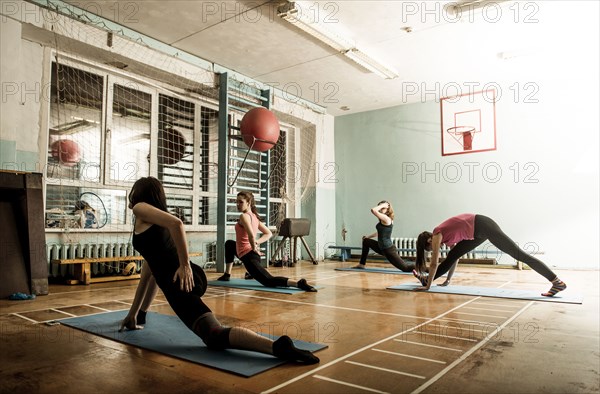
1;16;45;166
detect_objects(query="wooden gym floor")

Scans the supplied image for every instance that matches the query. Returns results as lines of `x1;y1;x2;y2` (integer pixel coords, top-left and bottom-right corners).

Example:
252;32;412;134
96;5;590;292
1;261;598;394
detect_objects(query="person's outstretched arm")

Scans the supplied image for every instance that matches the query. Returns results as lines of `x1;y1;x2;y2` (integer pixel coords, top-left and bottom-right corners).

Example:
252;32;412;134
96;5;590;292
120;261;154;331
416;233;442;291
439;261;458;286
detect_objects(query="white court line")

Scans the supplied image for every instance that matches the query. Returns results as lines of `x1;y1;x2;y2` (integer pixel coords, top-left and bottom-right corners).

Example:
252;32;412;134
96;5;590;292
236;293;429;320
437;317;499;326
261;296;483;394
51;309;77;317
313;375;389;394
37;284;140;295
1;301;131;316
412;331;478;342
10;313;39;323
83;304;111;312
452;312;509;319
471;302;522;309
462;306;514;313
372;348;446;364
411;301;535;394
16;301;170;324
345;361;425;379
393;339;463;352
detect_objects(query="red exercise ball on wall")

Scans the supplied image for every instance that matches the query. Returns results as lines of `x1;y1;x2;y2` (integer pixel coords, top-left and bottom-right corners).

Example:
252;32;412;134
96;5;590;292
240;107;280;152
51;139;81;167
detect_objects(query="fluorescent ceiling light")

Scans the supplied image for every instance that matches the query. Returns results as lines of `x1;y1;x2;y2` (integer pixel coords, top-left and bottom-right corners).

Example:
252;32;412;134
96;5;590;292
278;2;399;79
344;49;399;80
445;0;510;17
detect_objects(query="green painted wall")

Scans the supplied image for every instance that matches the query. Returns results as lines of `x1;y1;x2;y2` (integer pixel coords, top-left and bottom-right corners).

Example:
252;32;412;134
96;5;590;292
335;85;599;269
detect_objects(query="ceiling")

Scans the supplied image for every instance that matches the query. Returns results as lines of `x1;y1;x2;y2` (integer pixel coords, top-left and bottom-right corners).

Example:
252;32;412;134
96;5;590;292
61;0;597;116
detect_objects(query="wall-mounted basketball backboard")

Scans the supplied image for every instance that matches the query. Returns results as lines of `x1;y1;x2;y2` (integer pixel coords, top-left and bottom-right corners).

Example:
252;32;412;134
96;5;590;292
440;89;497;156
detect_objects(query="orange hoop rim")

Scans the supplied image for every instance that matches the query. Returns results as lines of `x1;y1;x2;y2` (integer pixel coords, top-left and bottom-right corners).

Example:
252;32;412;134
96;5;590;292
447;126;476;136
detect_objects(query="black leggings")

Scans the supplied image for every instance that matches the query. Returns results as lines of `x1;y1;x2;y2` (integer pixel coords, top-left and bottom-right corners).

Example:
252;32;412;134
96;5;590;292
225;240;288;287
359;238;415;272
154;263;212;330
433;215;557;281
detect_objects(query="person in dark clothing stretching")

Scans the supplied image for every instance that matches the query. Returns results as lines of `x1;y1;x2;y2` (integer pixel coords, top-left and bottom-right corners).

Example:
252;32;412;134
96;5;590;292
353;201;414;272
119;177;319;364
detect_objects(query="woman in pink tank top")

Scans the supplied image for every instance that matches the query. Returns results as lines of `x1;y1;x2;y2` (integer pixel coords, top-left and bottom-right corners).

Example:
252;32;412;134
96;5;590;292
413;213;567;297
217;191;317;292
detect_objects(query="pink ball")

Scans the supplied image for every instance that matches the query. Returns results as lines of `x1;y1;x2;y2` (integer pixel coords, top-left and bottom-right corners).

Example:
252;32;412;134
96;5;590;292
240;108;280;152
51;139;81;167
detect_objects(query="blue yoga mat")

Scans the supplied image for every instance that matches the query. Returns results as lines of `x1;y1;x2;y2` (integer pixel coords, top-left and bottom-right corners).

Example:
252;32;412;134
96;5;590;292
208;279;322;294
335;267;412;275
60;311;327;377
335;267;453;277
387;283;583;304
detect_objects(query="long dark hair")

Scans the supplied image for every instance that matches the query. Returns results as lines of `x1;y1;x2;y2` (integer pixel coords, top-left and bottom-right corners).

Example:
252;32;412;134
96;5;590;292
129;177;168;212
416;231;432;273
237;191;262;222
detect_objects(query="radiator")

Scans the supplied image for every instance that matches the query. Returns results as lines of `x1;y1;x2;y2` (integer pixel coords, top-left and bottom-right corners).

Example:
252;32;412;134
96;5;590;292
391;237;476;259
46;242;140;278
204;242;217;268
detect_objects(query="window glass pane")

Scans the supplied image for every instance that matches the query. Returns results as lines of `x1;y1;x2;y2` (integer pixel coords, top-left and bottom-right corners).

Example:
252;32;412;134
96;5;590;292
166;194;193;225
45;185;127;229
270;129;287;198
47;63;102;182
158;94;194;190
109;84;151;182
198;196;218;225
199;106;218;193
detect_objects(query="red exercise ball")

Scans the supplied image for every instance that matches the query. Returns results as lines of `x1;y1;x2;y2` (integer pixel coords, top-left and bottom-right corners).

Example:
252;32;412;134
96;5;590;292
51;139;81;167
240;107;280;152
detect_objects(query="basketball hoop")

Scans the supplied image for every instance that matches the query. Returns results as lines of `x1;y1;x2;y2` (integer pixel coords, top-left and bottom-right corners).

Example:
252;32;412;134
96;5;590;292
446;126;476;151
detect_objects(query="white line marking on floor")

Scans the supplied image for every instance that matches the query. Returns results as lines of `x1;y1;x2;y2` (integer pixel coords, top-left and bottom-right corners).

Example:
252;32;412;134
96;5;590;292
393;339;463;352
471;302;522;308
51;309;77;317
437;317;499;326
83;304;111;311
462;306;514;312
372;348;446;364
38;284;140;295
236;293;429;320
261;297;482;394
410;301;535;394
453;312;509;319
313;374;389;393
10;313;39;323
345;361;426;379
412;331;478;342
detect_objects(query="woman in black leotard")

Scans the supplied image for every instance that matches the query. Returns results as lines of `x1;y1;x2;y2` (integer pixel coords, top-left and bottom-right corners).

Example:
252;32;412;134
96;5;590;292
353;201;414;272
119;177;319;364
